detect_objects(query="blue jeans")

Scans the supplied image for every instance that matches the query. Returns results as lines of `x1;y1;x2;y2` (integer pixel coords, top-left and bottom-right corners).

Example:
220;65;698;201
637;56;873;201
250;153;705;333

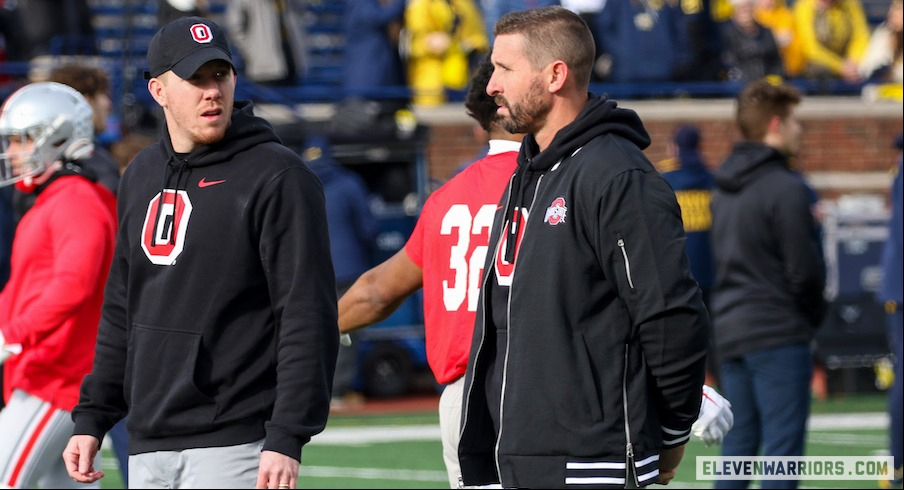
888;310;903;474
717;342;813;489
109;418;129;486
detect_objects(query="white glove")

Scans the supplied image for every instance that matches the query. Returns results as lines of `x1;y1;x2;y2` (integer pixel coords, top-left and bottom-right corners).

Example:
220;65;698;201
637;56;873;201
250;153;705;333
0;329;23;366
692;385;734;446
340;333;352;347
0;330;14;365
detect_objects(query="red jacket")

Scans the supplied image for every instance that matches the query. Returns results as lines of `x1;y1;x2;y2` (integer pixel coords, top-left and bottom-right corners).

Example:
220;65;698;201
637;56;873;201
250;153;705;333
0;175;117;411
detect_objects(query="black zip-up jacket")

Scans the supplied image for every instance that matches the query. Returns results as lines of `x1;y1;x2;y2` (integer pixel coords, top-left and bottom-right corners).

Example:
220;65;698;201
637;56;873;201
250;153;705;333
458;95;709;488
72;101;339;460
710;141;826;360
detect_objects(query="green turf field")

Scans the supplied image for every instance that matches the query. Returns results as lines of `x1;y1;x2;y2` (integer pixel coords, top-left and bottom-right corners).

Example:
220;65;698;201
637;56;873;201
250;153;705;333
98;393;894;489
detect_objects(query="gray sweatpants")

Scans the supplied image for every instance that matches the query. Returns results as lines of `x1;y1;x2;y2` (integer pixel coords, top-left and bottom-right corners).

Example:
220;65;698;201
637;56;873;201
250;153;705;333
0;389;100;489
128;438;264;489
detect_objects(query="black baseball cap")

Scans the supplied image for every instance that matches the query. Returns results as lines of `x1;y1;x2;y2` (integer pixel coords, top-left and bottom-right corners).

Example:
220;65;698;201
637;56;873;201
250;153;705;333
145;16;234;80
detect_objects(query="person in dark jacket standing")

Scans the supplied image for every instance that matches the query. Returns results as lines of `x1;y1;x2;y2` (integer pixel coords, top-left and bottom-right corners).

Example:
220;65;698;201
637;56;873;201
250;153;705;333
878;134;903;488
458;7;710;488
658;124;716;303
62;16;338;489
710;79;827;490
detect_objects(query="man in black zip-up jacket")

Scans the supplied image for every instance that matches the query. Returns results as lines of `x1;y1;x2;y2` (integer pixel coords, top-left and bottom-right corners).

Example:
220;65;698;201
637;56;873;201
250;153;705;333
710;79;826;490
63;17;338;489
458;7;709;489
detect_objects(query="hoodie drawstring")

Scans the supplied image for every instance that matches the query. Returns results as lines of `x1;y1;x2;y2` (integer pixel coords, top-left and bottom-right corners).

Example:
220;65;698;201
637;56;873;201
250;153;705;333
503;162;529;264
169;160;190;244
152;155;190;246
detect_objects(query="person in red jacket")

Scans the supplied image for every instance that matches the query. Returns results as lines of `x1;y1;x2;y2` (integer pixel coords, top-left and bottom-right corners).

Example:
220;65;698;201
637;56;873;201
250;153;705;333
0;81;117;488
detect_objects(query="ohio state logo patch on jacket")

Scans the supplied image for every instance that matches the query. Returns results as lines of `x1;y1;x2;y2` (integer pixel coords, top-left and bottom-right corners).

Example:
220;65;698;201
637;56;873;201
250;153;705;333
544;197;567;225
141;189;192;265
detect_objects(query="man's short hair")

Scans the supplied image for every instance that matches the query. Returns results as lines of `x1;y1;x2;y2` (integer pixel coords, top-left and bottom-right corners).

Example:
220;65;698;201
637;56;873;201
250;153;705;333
736;78;801;141
47;63;109;98
494;6;595;89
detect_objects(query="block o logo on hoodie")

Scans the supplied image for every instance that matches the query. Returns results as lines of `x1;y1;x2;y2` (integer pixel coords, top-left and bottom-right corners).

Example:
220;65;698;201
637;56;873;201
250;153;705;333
142;189;193;265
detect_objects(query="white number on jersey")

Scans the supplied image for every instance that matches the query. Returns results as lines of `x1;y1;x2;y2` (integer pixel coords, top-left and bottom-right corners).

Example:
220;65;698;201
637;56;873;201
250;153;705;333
441;204;496;311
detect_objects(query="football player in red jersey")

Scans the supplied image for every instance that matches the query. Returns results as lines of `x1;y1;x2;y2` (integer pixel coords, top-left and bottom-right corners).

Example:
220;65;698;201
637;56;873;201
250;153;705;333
0;82;117;489
338;54;522;488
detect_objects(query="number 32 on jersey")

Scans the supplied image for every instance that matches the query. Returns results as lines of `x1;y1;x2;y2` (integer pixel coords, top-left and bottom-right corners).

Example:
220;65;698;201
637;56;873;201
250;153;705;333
441;204;497;312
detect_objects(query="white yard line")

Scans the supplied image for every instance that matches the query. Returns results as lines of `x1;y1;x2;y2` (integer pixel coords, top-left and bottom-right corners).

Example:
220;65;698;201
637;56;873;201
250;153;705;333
309;412;889;446
299;465;448;482
309;424;441;445
807;412;888;430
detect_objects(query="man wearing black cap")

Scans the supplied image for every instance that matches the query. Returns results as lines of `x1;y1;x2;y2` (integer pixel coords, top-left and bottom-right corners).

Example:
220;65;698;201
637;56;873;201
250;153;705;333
63;16;339;489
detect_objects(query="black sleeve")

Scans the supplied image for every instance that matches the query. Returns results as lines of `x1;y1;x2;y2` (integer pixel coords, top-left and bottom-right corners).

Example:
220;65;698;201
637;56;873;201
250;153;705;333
257;164;339;460
599;167;709;447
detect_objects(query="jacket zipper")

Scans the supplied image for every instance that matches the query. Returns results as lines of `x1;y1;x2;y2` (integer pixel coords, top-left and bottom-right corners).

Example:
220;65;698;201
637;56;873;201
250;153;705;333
460;173;515;485
496;173;544;483
623;345;638;486
616;235;635;290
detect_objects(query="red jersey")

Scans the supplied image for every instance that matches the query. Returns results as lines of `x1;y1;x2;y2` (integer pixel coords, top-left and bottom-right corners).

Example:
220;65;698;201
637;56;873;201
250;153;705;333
404;143;519;384
0;176;117;411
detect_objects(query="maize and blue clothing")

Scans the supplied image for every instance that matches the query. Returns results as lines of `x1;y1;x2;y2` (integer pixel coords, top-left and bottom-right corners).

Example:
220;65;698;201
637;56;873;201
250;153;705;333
596;0;689;83
659;125;718;381
658;125;715;295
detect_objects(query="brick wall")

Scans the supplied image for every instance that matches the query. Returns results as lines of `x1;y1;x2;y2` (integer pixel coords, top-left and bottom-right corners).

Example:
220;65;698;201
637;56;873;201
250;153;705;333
417;97;903;201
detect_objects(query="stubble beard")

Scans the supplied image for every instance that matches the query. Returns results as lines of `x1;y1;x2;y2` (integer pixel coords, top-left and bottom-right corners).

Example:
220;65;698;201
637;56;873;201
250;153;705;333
497;79;550;136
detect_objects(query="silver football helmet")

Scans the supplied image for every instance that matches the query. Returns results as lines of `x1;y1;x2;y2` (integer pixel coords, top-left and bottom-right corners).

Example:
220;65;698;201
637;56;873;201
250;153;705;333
0;81;94;188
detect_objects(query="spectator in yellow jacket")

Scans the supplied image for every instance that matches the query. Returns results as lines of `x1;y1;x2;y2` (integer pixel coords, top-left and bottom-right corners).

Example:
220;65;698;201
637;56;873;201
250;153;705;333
404;0;488;105
794;0;870;83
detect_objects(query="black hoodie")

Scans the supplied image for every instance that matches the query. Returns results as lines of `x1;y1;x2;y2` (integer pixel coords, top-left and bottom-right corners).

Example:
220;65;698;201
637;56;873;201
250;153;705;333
459;95;709;488
710;141;826;360
73;101;339;460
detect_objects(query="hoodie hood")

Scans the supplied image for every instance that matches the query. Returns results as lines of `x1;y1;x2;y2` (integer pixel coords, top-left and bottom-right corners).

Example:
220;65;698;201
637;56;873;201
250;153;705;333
503;94;650;262
518;94;651;172
715;141;790;193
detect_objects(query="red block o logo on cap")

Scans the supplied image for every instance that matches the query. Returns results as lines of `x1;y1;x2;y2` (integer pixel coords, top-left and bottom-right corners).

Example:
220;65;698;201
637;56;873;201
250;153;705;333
190;23;213;43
